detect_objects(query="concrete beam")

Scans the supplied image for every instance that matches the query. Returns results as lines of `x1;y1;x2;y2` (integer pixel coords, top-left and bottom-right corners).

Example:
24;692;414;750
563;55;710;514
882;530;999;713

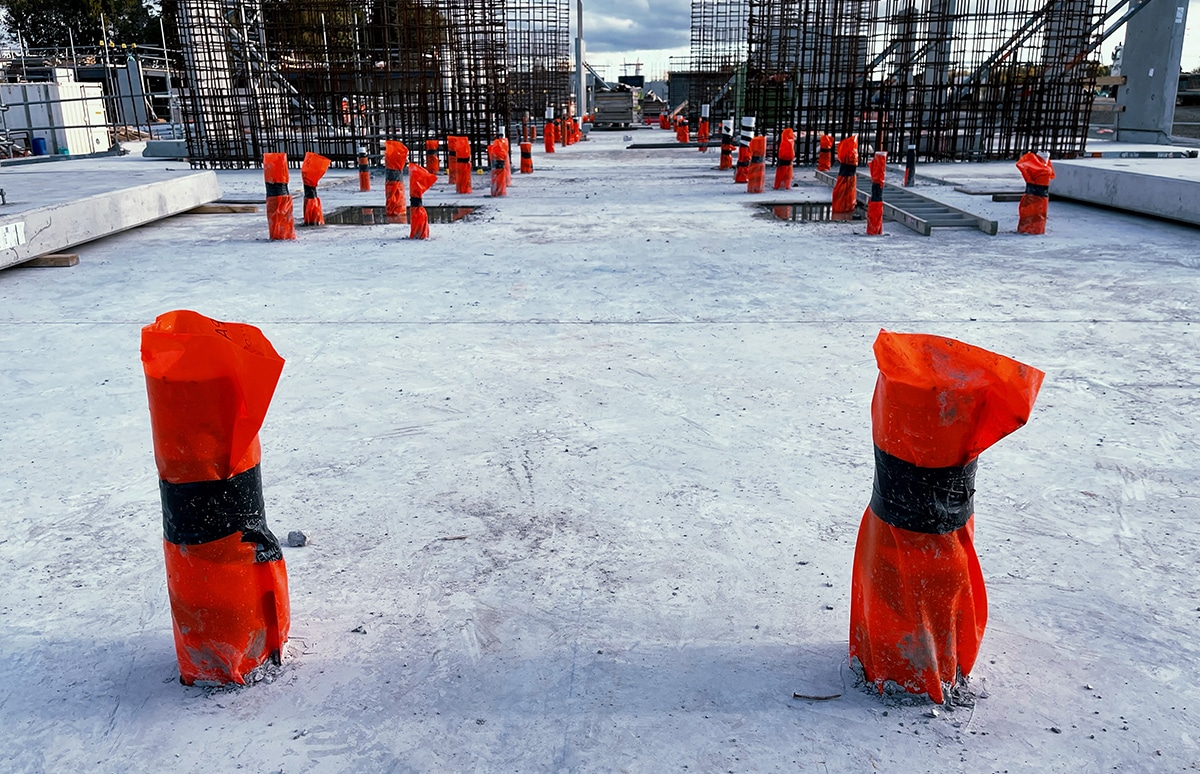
0;170;221;270
1051;157;1200;226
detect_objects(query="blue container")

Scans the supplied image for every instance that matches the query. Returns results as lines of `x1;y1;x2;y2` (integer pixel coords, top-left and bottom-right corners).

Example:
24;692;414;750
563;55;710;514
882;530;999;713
30;137;48;156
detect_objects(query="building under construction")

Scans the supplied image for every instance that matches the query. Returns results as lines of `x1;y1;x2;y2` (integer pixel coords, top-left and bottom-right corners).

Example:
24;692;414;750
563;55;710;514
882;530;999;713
682;0;1115;162
174;0;571;168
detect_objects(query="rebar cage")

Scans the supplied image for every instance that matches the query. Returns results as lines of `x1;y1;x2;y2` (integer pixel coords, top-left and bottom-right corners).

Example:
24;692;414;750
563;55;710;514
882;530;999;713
176;0;570;168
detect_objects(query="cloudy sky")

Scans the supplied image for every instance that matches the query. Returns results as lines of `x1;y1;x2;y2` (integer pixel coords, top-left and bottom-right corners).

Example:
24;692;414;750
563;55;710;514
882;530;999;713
580;0;1200;80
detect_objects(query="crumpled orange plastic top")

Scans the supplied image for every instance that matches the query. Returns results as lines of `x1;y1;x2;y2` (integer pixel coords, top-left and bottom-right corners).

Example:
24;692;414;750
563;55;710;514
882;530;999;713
1016;152;1055;187
263;153;289;185
385;140;408;171
301;152;331;187
408;163;437;197
837;136;858;166
869;152;887;185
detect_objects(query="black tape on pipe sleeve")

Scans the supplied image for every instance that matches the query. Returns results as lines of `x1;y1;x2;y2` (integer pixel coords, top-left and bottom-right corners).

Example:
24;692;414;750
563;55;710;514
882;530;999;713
870;183;883;201
491;160;505;170
750;156;764;165
265;182;289;197
838;162;856;178
385;168;403;182
521;150;532;160
869;446;977;534
1025;184;1049;198
160;464;284;562
303;185;317;199
410;196;423;207
777;159;793;167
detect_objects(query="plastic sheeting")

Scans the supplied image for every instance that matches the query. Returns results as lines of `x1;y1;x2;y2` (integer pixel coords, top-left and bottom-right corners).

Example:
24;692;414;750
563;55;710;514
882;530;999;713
773;128;795;190
263;153;295;241
357;148;370;192
301;152;330;227
747;135;766;194
408;162;437;240
1016;152;1055;235
489;139;509;197
384;141;408;217
831;136;858;221
817;134;834;173
519;141;533;174
425;139;440;176
850;330;1044;704
867;151;886;236
141;310;289;686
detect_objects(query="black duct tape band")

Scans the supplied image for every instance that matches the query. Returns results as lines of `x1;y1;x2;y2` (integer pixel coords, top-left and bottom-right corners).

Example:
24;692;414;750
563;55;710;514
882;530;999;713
521;150;532;159
457;156;470;164
265;182;289;197
357;162;368;172
820;148;832;156
385;169;403;182
838;162;856;178
1025;183;1049;198
870;183;883;201
737;159;749;168
777;159;793;167
160;465;283;562
410;196;423;207
751;156;764;165
303;185;317;199
492;160;505;170
870;446;977;534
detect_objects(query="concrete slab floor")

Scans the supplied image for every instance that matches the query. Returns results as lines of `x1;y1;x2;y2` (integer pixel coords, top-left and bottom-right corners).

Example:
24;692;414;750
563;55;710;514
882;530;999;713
1;130;1198;773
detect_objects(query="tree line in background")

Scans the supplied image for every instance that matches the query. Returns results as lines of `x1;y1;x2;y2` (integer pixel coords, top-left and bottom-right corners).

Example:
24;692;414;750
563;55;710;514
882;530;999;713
0;0;168;50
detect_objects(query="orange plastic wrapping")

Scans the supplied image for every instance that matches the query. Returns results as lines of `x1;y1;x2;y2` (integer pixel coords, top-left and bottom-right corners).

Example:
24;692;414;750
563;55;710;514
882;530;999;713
446;136;461;185
1016;152;1055;235
675;121;688;144
659;113;669;130
384;140;408;217
141;310;289;686
263;153;295;241
850;330;1043;703
455;137;473;194
697;118;709;152
488;139;509;197
817;133;834;172
543;122;556;154
773;128;795;190
719;122;734;170
831;136;858;221
746;135;767;194
734;145;750;183
520;141;533;174
425;139;440;176
357;148;371;192
300;152;330;226
408;162;437;240
867;151;886;236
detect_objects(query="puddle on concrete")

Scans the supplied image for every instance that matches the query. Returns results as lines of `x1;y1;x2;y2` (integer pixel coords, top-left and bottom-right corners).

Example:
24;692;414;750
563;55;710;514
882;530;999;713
324;205;477;225
759;202;837;222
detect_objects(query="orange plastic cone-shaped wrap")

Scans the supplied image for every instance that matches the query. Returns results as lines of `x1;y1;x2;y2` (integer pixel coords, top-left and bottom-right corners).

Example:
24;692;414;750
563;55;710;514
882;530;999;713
773;128;795;190
300;152;330;226
831;136;859;221
1016;152;1054;235
719;119;734;170
263;153;295;241
384;140;408;217
543;122;556;154
357;147;371;191
746;135;767;194
697;118;709;152
488;139;509;197
817;133;834;173
675;120;688;144
850;331;1043;703
425;139;440;176
455;137;473;194
446;137;460;185
503;137;512;185
867;151;886;235
408;162;437;240
520;141;533;174
734;144;750;183
141;310;290;686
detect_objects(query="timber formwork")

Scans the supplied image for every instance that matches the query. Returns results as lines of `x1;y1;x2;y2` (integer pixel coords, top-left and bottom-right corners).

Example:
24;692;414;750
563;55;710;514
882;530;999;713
699;0;1107;162
177;0;566;168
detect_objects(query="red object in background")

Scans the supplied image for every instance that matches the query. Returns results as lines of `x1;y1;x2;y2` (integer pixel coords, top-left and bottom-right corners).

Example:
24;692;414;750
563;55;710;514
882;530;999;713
301;152;330;226
357;148;370;191
850;330;1043;704
520;141;533;174
425;139;440;176
446;136;461;185
141;310;289;686
831;136;859;221
866;151;886;235
773;128;795;190
543;122;557;154
747;135;767;194
384;140;408;217
1016;152;1055;235
697;119;709;152
408;162;437;240
734;144;750;183
263;153;295;241
817;133;834;173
